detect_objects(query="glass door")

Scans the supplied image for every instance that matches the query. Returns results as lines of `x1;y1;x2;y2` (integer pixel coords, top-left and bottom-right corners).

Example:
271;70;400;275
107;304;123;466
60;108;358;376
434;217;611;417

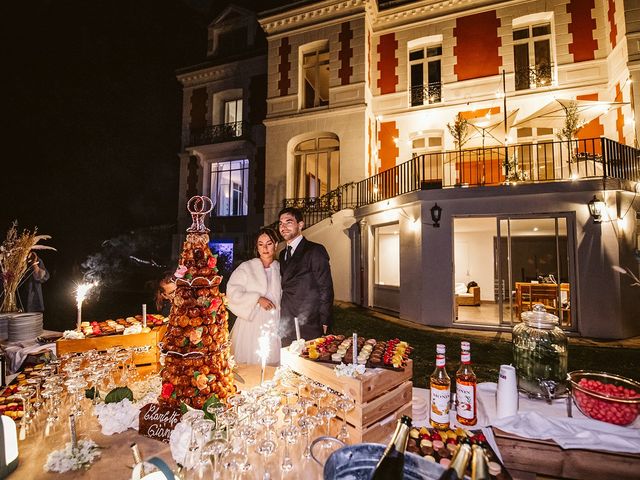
497;216;572;327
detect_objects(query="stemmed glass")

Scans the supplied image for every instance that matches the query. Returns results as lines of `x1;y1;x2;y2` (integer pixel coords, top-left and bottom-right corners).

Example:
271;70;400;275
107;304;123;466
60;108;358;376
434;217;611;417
279;424;298;473
298;414;317;459
319;404;338;439
201;429;228;480
41;386;63;438
336;395;355;442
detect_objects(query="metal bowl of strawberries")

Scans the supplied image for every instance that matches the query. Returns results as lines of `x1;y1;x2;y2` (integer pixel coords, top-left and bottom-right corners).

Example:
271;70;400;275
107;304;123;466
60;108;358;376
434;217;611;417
567;370;640;426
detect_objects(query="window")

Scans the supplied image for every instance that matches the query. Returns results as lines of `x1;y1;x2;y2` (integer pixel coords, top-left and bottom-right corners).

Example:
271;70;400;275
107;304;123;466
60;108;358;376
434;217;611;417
210;159;249;216
411;132;443;182
409;44;442;106
302;45;329;109
217;27;248;55
374;224;400;287
513;23;553;90
293;136;339;198
224;99;243;136
515;127;555;181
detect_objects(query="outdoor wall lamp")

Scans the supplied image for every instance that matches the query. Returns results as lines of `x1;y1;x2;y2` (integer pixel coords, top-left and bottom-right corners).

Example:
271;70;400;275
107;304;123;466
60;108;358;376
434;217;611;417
587;195;605;223
430;203;443;228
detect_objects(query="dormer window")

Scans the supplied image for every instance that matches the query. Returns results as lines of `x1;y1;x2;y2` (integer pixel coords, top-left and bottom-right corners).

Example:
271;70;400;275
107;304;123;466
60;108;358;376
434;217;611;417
217;26;248;55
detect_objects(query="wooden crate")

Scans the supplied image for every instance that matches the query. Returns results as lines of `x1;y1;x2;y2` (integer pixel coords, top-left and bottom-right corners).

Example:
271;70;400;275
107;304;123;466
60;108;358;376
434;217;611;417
333;402;413;444
280;348;413;444
493;428;640;480
56;325;167;366
280;348;412;403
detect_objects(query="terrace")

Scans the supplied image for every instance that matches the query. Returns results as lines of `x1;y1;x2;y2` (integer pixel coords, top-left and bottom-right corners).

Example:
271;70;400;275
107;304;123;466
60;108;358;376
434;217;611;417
284;137;640;227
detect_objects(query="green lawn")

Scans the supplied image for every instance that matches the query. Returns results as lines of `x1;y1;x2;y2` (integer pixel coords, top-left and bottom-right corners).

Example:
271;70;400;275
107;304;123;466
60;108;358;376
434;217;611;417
332;305;640;389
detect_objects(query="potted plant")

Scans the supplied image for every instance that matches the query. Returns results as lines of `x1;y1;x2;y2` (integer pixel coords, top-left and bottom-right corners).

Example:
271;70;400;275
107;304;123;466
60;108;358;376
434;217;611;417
556;101;584;176
447;113;470;185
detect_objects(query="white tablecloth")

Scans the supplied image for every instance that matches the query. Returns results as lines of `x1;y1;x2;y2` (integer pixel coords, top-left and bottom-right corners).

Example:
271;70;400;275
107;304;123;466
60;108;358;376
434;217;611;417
413;382;640;455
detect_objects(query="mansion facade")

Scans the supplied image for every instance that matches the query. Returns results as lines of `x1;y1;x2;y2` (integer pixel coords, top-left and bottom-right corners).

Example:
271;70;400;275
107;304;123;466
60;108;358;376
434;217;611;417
177;0;640;339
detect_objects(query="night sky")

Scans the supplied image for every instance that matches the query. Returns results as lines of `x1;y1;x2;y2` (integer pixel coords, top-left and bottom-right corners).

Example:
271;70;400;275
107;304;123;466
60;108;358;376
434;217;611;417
2;0;217;327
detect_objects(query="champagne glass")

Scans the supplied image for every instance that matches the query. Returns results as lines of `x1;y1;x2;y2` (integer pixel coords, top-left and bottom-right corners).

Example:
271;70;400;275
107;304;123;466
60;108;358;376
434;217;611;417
201;430;227;480
298;414;317;459
336;395;355;442
319;405;338;439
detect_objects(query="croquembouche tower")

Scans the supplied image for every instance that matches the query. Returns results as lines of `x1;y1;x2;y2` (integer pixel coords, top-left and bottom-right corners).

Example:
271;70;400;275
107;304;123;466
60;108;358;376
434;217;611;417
159;196;236;409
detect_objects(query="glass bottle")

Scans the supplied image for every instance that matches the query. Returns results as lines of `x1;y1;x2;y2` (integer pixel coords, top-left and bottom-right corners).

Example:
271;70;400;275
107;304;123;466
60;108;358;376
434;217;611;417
130;443;144;477
456;341;477;426
370;415;412;480
471;444;490;480
430;344;450;429
437;441;472;480
513;304;568;400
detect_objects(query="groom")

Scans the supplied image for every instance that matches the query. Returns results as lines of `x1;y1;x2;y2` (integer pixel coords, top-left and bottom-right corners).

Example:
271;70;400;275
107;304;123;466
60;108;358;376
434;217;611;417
278;207;334;346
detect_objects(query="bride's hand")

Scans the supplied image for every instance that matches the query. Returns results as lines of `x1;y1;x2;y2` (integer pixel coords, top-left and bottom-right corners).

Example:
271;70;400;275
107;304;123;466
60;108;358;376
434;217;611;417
257;297;275;311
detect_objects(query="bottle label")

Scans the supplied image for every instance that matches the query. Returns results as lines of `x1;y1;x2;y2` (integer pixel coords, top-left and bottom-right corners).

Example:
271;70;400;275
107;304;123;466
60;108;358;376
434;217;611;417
461;352;470;363
456;382;476;420
430;384;450;424
435;356;445;367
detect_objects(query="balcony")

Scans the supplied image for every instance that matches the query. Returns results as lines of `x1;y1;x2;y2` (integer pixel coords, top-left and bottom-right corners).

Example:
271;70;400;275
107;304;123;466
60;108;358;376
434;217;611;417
188;121;249;147
284;137;640;227
410;82;442;107
515;63;554;91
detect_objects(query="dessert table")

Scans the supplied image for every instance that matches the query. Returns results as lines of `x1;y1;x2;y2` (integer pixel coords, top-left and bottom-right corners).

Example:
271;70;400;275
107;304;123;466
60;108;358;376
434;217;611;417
10;364;330;479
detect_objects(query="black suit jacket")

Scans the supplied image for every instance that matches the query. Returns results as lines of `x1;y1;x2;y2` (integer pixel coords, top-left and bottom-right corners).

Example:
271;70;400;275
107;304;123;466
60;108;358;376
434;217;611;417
279;237;334;345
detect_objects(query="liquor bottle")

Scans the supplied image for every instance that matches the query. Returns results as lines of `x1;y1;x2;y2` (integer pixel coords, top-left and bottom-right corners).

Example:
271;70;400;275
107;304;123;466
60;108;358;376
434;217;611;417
430;344;451;429
370;415;412;480
0;351;6;387
437;441;472;480
130;443;145;477
471;444;490;480
456;341;477;426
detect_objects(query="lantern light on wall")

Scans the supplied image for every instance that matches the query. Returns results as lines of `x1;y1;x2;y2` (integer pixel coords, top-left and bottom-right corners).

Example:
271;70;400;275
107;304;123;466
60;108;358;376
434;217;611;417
587;195;606;223
430;203;443;228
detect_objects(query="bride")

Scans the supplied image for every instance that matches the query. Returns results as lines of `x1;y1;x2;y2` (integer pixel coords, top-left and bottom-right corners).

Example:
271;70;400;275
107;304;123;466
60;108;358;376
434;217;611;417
227;228;281;365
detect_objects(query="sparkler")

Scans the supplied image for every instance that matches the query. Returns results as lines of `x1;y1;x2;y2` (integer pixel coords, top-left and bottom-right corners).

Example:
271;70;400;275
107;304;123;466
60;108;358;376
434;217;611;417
294;316;300;341
75;282;97;331
142;303;147;328
257;333;270;385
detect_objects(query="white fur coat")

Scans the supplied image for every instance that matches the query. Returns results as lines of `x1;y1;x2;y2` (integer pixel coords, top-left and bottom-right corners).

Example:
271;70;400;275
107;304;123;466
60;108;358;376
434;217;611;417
226;258;281;322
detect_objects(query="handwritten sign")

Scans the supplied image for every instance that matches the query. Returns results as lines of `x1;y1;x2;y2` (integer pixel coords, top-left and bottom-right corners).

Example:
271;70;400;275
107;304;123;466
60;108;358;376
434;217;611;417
138;403;182;443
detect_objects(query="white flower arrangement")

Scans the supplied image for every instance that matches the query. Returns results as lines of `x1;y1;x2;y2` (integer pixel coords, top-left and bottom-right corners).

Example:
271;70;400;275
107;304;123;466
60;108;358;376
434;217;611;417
93;378;162;435
93;398;140;435
288;339;306;355
62;329;85;340
43;439;101;473
334;362;366;378
169;409;205;466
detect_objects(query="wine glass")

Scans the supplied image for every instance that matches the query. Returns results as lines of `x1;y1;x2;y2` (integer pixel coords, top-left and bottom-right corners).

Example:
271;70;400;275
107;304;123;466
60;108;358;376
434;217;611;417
319;405;338;439
336;395;355;442
201;430;227;480
298;414;317;459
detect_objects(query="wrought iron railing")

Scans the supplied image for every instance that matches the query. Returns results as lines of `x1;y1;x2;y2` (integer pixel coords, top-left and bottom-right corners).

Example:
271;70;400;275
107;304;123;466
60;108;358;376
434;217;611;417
515;63;554;91
284;138;639;227
409;82;442;106
189;121;249;147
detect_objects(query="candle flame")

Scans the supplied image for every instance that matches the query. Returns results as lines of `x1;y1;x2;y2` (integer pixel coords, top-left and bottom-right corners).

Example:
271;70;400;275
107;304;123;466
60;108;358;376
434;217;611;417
75;282;97;305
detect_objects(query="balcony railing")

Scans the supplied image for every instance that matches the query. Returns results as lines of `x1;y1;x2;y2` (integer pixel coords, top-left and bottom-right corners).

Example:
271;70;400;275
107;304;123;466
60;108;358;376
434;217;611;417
410;82;442;106
515;63;554;91
284;138;640;227
189;121;249;147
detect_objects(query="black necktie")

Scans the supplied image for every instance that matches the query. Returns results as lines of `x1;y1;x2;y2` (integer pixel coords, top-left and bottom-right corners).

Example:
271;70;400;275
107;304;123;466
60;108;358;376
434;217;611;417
285;245;292;262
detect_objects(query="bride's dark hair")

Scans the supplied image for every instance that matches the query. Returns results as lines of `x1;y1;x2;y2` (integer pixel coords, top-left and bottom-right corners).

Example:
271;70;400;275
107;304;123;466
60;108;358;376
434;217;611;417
254;227;280;257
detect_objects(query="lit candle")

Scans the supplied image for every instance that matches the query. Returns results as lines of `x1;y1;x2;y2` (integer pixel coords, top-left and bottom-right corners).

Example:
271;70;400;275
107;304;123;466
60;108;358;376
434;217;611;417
142;304;147;328
294;316;300;341
352;333;357;365
257;333;270;385
75;282;97;331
